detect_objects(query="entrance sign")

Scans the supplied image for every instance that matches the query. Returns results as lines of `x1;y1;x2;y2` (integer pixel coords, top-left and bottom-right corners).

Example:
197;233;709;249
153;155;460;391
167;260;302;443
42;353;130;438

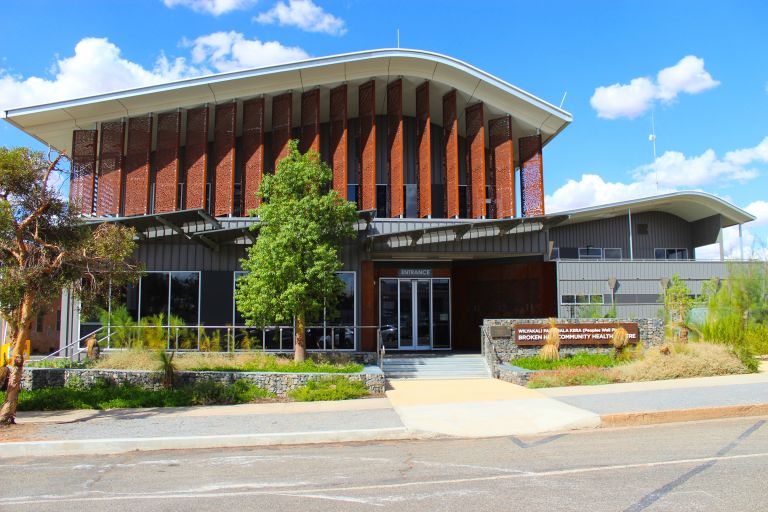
514;323;639;346
398;268;432;278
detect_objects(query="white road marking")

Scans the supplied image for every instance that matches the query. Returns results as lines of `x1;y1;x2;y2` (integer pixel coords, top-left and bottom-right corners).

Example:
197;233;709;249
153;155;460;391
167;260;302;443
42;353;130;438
2;451;767;506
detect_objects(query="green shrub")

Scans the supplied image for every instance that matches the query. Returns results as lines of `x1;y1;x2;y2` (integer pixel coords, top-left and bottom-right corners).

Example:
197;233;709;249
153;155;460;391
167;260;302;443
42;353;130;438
27;359;89;369
288;377;369;401
0;379;274;411
512;352;619;370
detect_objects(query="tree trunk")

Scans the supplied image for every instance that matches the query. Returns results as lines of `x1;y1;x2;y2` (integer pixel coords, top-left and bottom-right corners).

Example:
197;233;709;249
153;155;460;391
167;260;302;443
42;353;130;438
0;295;33;425
294;313;307;362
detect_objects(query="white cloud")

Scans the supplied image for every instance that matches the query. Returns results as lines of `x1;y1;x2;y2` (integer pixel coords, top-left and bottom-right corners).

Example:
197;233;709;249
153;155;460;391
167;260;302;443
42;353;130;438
744;200;768;228
255;0;346;35
591;55;719;119
546;138;767;213
187;31;309;73
696;226;768;261
162;0;257;15
0;38;198;114
0;34;310;115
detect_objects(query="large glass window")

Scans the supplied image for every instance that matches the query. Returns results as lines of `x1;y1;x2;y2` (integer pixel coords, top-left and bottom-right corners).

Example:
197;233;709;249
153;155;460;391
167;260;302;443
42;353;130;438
139;273;169;319
170;272;200;325
655;248;689;260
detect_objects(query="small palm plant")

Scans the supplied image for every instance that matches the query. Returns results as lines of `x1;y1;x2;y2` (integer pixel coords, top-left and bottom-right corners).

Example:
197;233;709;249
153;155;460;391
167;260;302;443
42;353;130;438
157;350;177;389
611;326;628;357
539;318;561;361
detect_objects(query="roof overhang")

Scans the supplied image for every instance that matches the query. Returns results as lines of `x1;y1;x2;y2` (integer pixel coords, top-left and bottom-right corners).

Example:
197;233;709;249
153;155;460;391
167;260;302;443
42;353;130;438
555;191;755;228
4;48;572;155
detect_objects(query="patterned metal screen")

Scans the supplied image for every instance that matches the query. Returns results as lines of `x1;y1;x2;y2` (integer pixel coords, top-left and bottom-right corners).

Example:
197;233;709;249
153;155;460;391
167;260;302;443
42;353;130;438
358;80;377;212
96;121;125;216
489;115;515;219
154;111;181;213
442;90;459;218
519;134;545;217
242;97;265;213
271;92;292;171
415;82;431;218
466;102;486;219
70;129;97;215
329;85;348;199
213;102;237;216
299;89;320;155
123;116;153;216
387;79;404;218
184;107;209;210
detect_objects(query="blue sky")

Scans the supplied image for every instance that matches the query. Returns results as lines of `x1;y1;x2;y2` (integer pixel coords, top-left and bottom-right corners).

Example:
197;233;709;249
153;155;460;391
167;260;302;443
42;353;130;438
1;0;766;257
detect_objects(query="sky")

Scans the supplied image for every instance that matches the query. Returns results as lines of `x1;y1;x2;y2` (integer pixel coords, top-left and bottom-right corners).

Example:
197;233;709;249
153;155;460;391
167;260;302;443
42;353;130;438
1;0;766;258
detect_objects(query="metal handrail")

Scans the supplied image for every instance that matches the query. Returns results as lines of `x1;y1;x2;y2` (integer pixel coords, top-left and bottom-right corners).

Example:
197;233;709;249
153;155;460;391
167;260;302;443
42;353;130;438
41;326;107;361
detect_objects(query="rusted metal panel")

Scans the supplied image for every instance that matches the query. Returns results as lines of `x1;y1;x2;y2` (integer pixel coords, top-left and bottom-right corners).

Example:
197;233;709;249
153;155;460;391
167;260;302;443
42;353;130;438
123;116;153;216
213;102;237;217
184;107;209;210
299;89;320;155
387;79;404;218
489;115;515;218
70;129;98;215
154;111;181;213
242;97;265;213
442;90;459;218
359;80;376;211
96;120;125;216
415;82;432;218
329;84;348;199
272;92;292;170
520;134;545;217
466;102;486;219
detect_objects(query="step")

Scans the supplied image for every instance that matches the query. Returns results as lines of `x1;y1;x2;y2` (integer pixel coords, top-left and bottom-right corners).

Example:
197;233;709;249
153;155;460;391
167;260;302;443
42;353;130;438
382;354;491;380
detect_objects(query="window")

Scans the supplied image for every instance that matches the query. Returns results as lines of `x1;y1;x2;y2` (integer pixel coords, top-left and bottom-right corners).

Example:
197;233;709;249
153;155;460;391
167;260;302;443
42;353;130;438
136;271;200;324
56;310;61;331
36;313;44;332
561;294;604;305
655;248;689;260
550;247;560;260
604;248;622;260
637;223;649;235
376;184;388;218
578;247;603;260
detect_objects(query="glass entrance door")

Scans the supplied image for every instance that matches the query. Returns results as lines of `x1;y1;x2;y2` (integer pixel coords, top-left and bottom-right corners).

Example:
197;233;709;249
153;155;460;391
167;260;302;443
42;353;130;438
380;278;450;350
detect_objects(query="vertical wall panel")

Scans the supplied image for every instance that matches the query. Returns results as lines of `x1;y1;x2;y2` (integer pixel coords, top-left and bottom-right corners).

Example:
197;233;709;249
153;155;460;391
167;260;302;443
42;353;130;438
242;97;265;213
70;129;98;215
154;111;181;213
213;102;237;216
442;90;459;218
489;115;515;218
387;79;404;217
184;107;209;210
299;89;320;155
272;92;292;170
465;102;486;219
520;134;545;217
123;116;153;216
416;82;432;218
359;80;377;211
96;120;125;216
329;85;348;199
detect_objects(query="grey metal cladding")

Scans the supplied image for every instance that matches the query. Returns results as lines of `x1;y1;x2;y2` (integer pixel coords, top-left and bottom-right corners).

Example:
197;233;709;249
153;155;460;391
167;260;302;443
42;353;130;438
551;211;699;258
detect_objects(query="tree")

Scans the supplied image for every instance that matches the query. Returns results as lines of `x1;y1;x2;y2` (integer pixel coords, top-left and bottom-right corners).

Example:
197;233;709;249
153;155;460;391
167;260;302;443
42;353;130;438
0;147;140;424
235;141;357;361
663;274;696;343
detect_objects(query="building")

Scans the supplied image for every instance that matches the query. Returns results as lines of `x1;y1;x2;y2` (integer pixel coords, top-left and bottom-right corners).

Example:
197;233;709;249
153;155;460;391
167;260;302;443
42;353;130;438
2;49;755;354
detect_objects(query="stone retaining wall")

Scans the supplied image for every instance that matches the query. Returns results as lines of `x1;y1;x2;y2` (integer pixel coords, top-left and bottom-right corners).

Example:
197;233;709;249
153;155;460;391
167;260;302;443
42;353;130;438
482;317;664;378
22;366;385;397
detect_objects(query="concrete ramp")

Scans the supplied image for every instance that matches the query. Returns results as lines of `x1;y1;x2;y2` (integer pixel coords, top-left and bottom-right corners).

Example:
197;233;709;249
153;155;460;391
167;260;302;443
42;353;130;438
386;379;600;437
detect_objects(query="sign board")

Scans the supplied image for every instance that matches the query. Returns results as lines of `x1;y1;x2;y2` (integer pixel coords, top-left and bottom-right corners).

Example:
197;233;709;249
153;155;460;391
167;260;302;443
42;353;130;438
514;323;639;346
398;268;432;278
1;340;31;366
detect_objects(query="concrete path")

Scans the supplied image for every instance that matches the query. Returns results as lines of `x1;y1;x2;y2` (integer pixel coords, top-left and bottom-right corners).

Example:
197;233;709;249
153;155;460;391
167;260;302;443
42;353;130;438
385;378;601;437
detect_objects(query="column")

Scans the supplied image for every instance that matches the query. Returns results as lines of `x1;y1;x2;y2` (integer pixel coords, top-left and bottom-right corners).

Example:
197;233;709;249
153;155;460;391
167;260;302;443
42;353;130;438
213;102;237;216
519;133;545;217
184;106;209;210
242;97;265;212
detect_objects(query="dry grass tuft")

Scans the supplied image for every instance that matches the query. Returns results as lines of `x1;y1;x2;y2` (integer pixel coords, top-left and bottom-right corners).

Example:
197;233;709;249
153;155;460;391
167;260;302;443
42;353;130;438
91;350;159;370
617;342;749;382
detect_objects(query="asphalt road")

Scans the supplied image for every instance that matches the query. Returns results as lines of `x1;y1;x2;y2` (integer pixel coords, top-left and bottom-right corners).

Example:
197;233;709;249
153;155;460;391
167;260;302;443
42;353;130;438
2;417;767;511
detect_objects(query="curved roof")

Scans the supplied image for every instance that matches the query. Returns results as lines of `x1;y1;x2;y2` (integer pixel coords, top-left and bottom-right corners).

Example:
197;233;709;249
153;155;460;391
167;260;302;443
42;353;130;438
556;191;755;228
3;48;572;154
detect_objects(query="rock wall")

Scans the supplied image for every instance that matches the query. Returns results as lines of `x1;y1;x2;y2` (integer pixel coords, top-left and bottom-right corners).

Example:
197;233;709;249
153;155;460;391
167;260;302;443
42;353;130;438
22;366;385;397
482;318;664;378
